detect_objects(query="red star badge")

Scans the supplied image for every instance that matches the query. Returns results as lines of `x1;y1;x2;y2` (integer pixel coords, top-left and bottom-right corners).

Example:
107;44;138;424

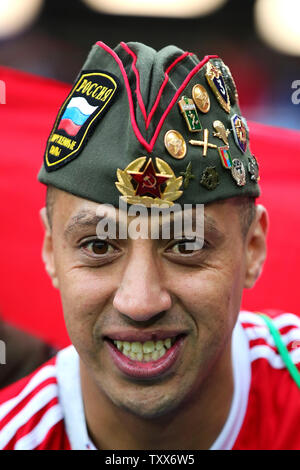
127;158;171;198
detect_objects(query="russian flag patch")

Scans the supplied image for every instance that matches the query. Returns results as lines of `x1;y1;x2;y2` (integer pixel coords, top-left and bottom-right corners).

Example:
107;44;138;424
44;70;120;171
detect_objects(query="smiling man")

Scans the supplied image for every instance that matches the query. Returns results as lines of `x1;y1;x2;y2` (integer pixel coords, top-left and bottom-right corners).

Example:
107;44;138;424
0;41;299;451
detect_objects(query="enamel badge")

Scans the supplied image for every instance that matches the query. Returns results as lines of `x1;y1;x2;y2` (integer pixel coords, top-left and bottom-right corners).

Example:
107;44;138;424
218;146;232;169
178;96;202;132
115;157;183;207
222;63;239;105
45;70;120;171
231;114;247;153
205;62;230;114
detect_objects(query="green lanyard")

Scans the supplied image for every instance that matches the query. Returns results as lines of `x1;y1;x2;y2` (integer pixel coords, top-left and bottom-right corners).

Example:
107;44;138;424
260;314;300;390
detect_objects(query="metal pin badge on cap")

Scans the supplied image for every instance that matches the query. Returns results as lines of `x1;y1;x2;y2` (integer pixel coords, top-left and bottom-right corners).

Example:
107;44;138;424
231;159;246;186
231;114;247;153
212;58;239;106
200;167;220;190
205;62;231;114
178;96;202;132
180;162;195;189
213;120;230;146
192;84;210;114
189;129;217;157
115;157;183;207
218;146;232;169
248;155;260;182
164;130;187;159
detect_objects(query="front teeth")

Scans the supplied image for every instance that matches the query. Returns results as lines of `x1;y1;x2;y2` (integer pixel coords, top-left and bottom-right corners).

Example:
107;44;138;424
113;338;173;362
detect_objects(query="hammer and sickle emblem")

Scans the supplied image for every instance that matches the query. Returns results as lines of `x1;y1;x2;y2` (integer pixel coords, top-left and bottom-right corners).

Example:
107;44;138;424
143;175;157;189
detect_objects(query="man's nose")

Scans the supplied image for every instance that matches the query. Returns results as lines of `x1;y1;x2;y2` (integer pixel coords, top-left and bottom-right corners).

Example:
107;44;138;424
113;243;172;322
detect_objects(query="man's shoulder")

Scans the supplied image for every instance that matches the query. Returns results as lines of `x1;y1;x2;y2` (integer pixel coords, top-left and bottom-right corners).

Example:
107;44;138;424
239;310;300;370
235;311;300;450
0;350;71;450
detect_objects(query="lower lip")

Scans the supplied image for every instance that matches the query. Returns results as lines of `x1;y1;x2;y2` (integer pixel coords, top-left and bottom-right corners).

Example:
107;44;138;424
105;336;185;379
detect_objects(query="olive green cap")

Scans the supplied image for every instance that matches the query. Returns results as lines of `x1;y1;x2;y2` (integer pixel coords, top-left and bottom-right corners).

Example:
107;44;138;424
38;41;260;206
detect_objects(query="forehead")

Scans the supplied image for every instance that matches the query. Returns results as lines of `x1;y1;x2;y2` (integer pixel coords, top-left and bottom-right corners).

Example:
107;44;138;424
50;187;240;237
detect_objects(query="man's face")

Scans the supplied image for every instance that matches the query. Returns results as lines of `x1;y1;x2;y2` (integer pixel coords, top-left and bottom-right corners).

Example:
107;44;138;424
42;190;266;419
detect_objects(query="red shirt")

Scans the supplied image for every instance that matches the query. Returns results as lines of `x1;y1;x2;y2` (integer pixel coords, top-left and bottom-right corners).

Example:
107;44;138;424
0;312;299;450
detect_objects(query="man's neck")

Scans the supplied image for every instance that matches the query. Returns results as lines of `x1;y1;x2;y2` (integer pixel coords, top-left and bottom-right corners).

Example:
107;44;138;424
80;339;234;450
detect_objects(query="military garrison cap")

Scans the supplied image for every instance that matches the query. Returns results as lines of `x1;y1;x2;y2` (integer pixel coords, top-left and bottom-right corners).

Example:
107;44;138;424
38;41;260;206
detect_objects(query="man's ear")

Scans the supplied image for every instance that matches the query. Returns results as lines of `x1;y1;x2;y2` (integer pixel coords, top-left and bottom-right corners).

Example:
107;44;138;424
40;207;59;289
244;204;269;289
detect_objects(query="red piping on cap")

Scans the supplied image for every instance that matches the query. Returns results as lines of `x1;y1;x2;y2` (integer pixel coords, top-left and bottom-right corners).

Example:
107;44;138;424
96;41;218;153
120;41;148;124
146;51;192;129
120;42;191;128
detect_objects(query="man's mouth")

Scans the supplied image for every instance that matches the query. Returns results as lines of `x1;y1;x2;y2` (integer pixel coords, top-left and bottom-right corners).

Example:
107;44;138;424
104;334;186;379
109;337;177;362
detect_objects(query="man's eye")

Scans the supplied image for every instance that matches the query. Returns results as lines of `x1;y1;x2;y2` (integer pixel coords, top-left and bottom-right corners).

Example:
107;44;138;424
168;238;205;255
81;240;115;255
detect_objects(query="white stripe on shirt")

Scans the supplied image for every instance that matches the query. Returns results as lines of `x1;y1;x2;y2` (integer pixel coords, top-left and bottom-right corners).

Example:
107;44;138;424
14;404;63;450
0;384;58;449
0;365;56;421
250;345;300;368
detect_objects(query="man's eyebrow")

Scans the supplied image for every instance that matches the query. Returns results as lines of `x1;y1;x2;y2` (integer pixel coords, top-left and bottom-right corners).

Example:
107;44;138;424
64;211;114;238
155;212;224;240
63;209;225;241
